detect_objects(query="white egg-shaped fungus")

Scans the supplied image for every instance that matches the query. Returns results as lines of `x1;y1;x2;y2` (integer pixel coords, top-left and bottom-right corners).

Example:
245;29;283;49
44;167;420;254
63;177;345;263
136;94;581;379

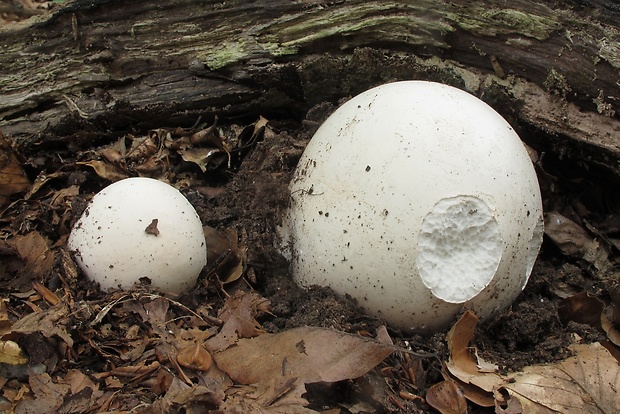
69;177;207;294
280;81;544;331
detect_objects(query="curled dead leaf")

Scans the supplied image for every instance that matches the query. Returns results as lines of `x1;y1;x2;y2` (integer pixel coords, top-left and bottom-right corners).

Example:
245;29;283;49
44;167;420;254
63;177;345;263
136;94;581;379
16;372;70;413
445;311;503;396
204;226;246;284
179;147;226;172
558;291;605;328
444;312;620;413
176;341;213;371
77;160;129;182
3;303;73;347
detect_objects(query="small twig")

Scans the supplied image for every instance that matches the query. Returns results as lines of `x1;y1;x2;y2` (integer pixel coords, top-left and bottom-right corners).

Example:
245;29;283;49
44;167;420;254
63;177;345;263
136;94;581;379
62;94;90;119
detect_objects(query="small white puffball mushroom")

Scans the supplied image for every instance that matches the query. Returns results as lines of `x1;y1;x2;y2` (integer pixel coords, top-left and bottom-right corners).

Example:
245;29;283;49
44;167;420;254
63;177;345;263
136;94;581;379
280;81;544;332
68;177;207;294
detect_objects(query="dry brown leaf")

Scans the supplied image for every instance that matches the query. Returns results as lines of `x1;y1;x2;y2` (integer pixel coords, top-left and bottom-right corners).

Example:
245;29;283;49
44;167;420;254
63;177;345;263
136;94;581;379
155;377;225;413
57;248;79;283
60;369;101;396
76;160;128;181
495;393;524;414
448;375;496;408
446;312;620;413
0;132;30;208
126;134;161;161
204;226;246;284
445;311;503;395
206;291;270;352
3;303;73;347
214;326;395;385
32;281;60;305
544;212;595;256
7;231;55;288
612;285;620;315
119;336;150;362
544;211;610;271
236;116;268;150
15;372;70;413
221;377;315;414
502;342;620;414
559;291;605;327
0;300;12;336
602;286;620;348
121;295;170;330
176;341;213;371
23;171;66;201
179;147;224;172
109;360;160;380
105;376;123;389
100;136;127;163
601;307;620;347
426;380;468;414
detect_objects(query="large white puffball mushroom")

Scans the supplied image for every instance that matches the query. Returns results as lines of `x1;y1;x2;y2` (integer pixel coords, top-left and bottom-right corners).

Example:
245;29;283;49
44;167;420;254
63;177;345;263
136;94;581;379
281;81;543;331
69;177;207;294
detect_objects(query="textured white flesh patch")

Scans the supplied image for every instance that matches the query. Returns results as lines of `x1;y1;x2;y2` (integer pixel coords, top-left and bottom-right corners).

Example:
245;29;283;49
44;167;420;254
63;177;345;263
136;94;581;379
524;213;544;285
417;196;503;303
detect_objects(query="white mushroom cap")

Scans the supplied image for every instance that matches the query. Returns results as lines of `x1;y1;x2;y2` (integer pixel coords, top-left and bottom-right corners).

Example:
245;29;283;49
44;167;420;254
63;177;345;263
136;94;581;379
69;177;207;294
281;81;543;331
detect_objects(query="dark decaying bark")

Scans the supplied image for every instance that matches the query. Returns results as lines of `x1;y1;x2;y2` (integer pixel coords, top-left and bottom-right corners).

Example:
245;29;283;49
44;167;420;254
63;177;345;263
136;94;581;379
1;0;619;173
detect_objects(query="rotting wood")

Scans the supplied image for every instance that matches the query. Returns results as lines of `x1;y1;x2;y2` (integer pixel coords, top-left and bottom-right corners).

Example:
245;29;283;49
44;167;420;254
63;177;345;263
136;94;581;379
0;0;618;172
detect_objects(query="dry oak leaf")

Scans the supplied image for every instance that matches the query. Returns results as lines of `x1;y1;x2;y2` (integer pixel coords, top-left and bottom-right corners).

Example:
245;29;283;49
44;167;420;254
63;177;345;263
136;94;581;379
213;326;395;385
502;342;620;414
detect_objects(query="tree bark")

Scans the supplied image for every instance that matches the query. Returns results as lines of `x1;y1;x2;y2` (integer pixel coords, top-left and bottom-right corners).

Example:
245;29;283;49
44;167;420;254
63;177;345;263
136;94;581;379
1;0;619;172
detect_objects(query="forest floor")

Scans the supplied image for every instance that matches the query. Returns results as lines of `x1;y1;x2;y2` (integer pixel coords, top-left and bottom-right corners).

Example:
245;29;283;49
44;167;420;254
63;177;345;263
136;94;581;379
1;2;619;414
1;98;619;413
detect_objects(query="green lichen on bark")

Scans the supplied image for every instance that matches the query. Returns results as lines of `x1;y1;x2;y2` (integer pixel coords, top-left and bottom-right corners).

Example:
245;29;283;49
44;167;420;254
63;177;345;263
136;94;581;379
256;1;454;55
447;4;561;40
